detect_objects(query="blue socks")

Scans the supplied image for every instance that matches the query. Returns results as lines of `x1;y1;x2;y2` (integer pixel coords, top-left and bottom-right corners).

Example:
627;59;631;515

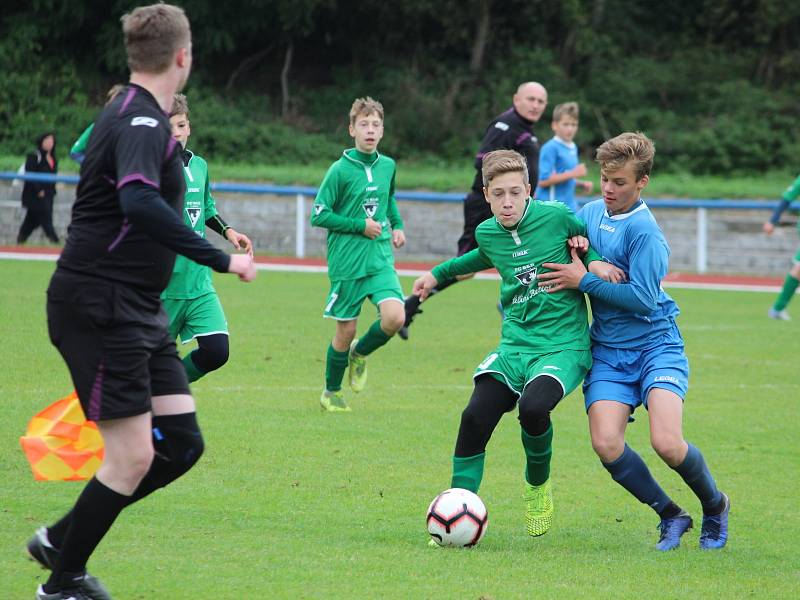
672;443;723;514
603;444;674;515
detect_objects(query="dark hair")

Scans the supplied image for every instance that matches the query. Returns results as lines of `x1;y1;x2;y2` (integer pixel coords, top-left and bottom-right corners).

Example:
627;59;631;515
35;132;57;160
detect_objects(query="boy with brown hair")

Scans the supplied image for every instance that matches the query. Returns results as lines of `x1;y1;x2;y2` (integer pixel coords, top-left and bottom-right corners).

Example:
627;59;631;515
311;97;406;412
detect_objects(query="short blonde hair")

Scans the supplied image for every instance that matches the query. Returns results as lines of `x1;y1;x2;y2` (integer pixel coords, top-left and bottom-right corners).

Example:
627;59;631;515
482;149;529;187
105;84;126;105
552;102;579;123
349;96;384;126
170;93;189;118
596;132;655;181
121;3;191;74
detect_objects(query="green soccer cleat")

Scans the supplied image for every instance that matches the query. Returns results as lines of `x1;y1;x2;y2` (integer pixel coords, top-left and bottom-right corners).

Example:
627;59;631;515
348;339;367;392
525;478;554;536
319;389;351;412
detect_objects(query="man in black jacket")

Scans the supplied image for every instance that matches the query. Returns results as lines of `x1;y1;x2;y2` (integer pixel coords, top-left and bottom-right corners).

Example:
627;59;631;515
400;81;548;339
17;132;60;244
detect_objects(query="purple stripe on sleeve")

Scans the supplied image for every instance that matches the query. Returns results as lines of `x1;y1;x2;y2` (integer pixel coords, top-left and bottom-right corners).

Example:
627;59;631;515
515;132;532;146
164;137;178;163
118;87;137;115
108;218;131;252
117;173;159;189
88;361;105;421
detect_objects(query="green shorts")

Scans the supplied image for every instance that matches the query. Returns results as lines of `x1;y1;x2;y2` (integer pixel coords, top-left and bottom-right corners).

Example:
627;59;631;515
474;347;592;398
324;269;404;320
162;292;228;344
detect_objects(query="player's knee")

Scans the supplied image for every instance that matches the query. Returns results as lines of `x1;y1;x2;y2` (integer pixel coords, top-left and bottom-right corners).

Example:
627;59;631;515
790;263;800;278
381;310;405;335
650;432;684;465
117;443;156;487
591;432;624;463
517;376;562;434
459;405;491;441
152;413;205;477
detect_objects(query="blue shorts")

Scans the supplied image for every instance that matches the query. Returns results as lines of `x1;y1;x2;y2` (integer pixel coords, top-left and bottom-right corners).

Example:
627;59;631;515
583;332;689;414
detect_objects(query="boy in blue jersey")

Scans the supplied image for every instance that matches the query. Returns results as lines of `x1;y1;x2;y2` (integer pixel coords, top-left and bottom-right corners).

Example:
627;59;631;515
534;102;592;213
538;132;730;551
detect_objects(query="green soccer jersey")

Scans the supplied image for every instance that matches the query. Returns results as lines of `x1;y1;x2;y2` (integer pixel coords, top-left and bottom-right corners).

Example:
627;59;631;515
71;124;93;158
162;150;219;300
310;149;404;281
432;199;597;354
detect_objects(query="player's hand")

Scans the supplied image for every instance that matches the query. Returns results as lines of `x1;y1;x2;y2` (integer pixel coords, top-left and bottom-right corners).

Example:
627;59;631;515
588;260;626;283
226;228;254;257
227;253;257;282
392;229;406;248
572;163;588;178
412;272;438;301
38;190;45;198
763;221;775;235
567;235;589;254
579;180;594;194
363;218;382;239
538;247;587;292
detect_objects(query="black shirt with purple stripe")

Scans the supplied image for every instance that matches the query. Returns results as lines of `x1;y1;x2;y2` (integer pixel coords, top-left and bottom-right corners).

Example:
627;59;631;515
58;84;229;295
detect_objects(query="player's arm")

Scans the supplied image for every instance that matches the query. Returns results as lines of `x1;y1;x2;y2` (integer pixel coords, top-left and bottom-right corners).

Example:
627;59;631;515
413;249;492;300
764;174;800;233
310;167;368;235
203;169;253;254
70;124;94;164
386;170;405;248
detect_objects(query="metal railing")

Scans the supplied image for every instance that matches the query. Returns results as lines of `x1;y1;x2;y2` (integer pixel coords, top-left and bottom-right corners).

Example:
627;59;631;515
3;171;797;272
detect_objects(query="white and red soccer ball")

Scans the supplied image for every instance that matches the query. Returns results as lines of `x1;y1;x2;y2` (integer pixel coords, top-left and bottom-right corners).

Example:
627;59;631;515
426;488;488;547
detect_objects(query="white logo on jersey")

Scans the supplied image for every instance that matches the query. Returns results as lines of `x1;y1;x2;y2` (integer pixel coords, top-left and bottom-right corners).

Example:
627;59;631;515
365;185;378;192
599;223;616;233
653;375;679;384
314;204;325;215
187;187;200;193
512;249;529;258
543;365;562;371
131;116;159;128
186;207;201;227
494;121;509;131
515;267;537;286
363;201;378;218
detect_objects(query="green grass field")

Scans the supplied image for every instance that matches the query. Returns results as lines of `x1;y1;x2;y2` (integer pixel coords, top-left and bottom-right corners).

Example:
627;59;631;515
2;259;798;599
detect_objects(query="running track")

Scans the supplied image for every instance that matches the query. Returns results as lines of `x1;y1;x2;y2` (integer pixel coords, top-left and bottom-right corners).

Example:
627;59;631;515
0;246;783;293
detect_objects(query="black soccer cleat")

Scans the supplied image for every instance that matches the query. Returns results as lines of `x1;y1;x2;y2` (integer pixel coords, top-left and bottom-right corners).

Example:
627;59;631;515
398;294;423;340
36;572;111;600
28;528;113;600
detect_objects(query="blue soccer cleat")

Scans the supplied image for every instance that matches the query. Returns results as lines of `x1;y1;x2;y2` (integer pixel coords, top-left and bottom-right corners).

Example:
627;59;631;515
655;511;693;551
700;493;730;550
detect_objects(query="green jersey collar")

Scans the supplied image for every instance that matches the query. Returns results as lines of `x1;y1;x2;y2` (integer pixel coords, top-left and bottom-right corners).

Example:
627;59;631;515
343;148;381;183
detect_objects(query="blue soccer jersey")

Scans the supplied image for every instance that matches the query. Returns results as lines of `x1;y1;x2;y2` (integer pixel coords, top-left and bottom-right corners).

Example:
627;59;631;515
577;199;680;349
535;137;579;212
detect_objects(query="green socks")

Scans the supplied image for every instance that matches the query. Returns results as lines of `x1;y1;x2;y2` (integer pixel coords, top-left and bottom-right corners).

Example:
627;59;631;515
521;424;553;486
182;353;205;383
773;274;799;311
354;319;392;356
451;453;485;493
325;344;350;392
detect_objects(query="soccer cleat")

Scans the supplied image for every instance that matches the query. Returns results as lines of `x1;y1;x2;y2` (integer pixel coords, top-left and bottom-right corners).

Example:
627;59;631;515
427;538;441;547
319;390;351;412
348;339;367;392
768;308;791;321
700;493;730;550
27;528;112;600
655;511;693;551
398;294;423;340
524;478;554;536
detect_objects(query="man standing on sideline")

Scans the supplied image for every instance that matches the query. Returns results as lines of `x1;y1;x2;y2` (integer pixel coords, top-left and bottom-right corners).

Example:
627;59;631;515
399;82;548;339
28;5;255;599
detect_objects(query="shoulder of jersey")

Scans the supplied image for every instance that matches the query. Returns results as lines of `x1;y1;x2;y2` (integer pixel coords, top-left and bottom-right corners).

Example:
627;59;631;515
536;199;570;212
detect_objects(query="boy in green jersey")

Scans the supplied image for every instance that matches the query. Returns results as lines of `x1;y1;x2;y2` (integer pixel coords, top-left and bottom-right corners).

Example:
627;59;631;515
163;93;253;382
311;97;406;412
414;149;620;537
69;84;126;163
763;173;800;320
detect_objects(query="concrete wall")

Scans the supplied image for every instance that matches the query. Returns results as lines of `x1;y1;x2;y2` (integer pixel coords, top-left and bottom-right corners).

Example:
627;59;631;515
1;182;796;275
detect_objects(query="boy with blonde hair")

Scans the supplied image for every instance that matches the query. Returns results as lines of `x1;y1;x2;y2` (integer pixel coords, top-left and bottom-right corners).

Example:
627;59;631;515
414;149;618;538
311;97;406;412
535;101;592;212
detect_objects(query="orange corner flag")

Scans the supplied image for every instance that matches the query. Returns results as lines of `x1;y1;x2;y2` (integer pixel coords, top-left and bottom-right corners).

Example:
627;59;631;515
20;391;104;481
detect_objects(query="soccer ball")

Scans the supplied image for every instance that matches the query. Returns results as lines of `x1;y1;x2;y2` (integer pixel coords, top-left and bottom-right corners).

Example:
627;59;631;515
426;488;488;547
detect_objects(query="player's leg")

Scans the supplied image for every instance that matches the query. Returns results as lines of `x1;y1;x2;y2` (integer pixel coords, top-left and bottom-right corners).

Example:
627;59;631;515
178;293;230;382
320;280;362;411
647;388;729;549
769;252;800;320
452;373;518;493
400;191;490;340
517;349;591;536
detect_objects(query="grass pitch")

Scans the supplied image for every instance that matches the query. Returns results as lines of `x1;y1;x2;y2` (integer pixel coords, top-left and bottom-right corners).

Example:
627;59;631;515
2;259;798;599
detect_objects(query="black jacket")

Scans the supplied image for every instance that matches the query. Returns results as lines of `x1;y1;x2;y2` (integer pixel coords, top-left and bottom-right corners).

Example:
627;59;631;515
21;135;58;209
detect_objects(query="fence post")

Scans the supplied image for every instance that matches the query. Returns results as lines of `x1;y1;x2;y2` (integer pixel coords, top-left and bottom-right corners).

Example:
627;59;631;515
696;207;707;273
295;193;306;258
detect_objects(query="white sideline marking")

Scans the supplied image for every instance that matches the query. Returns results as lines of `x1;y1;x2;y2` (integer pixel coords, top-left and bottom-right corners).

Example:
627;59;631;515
0;252;781;293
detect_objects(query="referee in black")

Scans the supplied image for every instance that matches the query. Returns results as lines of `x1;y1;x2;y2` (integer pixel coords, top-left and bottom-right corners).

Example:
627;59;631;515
28;5;255;600
400;81;548;339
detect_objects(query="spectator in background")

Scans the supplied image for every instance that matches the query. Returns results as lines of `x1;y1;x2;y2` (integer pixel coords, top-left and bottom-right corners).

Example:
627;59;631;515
17;132;60;244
